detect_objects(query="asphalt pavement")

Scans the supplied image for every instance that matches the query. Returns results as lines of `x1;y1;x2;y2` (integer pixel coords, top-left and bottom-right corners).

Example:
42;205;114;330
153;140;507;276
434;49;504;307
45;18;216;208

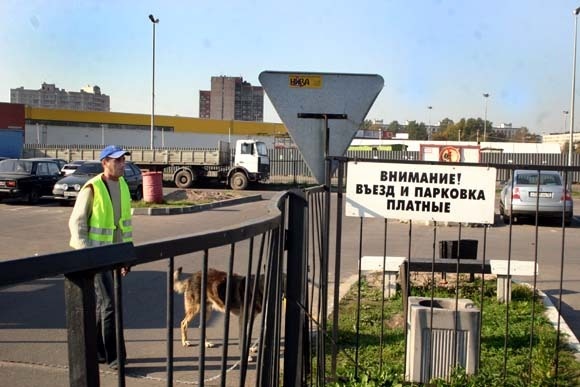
1;189;580;385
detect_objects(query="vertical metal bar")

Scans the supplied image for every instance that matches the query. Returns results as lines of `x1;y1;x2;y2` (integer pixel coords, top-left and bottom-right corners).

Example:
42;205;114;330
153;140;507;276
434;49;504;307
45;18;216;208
527;171;542;383
453;225;462;371
284;190;308;387
259;229;281;386
239;238;255;386
112;269;126;386
319;115;331;386
428;221;438;382
402;221;412;378
254;232;269;387
478;226;488;371
331;160;345;378
555;170;571;380
64;273;99;387
354;217;364;379
220;244;236;387
503;169;516;381
198;250;209;386
273;203;287;386
165;258;174;387
379;218;388;373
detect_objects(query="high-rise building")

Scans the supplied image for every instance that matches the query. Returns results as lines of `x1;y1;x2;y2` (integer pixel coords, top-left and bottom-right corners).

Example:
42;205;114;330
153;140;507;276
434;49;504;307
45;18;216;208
10;83;110;112
199;76;263;121
198;90;211;119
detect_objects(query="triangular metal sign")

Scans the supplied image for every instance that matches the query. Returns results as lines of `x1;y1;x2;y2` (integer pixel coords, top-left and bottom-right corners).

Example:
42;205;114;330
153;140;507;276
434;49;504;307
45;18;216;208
259;71;384;184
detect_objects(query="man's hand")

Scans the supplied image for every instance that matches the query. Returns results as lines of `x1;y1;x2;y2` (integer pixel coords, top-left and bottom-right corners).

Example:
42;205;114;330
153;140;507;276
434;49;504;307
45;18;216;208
120;266;131;276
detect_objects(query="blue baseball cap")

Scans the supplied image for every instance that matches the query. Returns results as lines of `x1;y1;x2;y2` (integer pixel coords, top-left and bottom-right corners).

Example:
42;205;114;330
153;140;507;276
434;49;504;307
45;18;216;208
99;145;131;161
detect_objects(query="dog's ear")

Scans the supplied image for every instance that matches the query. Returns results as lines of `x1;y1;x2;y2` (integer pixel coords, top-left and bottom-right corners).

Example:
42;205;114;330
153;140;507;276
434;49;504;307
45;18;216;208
176;267;183;274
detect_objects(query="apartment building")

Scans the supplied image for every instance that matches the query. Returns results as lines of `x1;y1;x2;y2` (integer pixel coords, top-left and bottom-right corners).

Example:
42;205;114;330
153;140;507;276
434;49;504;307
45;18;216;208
199;76;263;121
10;83;110;112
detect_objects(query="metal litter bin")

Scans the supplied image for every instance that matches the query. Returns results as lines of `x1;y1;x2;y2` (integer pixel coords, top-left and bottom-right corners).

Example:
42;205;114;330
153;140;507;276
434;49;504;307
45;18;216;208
405;297;480;383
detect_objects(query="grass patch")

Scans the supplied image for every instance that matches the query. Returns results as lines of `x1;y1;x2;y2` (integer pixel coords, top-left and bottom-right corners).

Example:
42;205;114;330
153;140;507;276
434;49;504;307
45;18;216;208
323;274;580;386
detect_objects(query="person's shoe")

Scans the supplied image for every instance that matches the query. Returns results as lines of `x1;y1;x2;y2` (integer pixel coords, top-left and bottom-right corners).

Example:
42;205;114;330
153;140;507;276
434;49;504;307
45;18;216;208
108;360;119;370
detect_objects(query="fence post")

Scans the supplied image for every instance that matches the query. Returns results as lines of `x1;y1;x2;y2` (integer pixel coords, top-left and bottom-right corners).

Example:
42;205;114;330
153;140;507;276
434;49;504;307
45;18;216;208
284;190;309;387
64;273;99;387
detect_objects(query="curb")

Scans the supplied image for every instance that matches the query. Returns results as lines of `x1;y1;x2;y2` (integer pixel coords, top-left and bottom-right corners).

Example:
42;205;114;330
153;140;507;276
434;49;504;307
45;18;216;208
131;194;262;216
525;283;580;360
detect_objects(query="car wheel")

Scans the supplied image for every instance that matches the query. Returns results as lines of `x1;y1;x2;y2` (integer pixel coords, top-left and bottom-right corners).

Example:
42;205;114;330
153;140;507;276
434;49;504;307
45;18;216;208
26;190;40;204
133;185;143;201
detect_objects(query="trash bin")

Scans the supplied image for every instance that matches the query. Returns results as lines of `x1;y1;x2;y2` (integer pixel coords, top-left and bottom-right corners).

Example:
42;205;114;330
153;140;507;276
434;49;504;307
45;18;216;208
439;239;478;260
142;171;164;203
405;297;480;383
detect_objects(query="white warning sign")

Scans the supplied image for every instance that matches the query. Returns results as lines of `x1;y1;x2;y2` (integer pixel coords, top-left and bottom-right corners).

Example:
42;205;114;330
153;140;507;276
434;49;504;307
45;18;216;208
345;162;497;224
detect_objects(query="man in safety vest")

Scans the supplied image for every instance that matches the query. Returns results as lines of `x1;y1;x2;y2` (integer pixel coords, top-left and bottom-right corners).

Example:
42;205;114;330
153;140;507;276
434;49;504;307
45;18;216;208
69;145;133;370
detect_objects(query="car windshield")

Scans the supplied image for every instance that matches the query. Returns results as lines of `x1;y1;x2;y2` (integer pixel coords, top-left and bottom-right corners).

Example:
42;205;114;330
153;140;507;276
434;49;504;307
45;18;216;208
0;160;33;173
73;162;103;175
516;173;562;186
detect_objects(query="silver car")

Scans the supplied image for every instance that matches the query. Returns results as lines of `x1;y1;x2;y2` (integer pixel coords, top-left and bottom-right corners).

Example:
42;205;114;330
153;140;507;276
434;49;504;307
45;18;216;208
499;170;573;225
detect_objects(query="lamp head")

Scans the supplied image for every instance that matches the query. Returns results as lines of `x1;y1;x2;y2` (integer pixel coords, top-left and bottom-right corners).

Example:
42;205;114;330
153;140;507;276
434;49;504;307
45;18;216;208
574;7;580;16
483;93;490;98
149;14;159;23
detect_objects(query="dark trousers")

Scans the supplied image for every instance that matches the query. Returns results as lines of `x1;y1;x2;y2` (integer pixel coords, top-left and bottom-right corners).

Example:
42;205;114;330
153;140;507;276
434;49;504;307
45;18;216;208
94;271;125;365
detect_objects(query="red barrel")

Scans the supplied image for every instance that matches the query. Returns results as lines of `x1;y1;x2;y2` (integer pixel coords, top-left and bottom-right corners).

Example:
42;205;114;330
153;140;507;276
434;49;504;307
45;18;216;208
142;171;164;203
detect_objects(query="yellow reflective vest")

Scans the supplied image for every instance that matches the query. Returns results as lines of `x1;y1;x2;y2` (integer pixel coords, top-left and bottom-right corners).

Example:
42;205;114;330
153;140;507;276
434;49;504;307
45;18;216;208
84;174;133;246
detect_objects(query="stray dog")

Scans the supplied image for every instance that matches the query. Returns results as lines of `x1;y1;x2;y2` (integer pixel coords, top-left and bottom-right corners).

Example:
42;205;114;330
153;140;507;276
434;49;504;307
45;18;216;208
173;267;264;360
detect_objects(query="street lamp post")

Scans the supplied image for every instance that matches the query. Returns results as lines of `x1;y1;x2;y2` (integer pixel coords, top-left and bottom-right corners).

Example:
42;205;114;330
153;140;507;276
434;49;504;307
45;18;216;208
569;7;580;166
149;14;159;150
483;93;490;142
427;106;432;140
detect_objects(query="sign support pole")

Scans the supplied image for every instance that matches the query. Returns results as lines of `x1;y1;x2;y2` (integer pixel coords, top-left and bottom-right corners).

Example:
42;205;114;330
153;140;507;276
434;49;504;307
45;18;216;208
297;113;347;383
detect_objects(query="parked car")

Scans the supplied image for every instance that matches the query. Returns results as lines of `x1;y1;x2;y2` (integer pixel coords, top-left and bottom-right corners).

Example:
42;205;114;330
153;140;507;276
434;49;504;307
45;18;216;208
499;170;573;226
52;160;143;204
60;160;86;176
0;158;62;203
31;157;68;170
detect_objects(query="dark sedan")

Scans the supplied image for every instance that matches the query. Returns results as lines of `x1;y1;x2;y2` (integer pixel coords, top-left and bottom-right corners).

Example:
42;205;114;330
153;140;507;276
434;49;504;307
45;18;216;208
52;160;143;204
0;158;62;203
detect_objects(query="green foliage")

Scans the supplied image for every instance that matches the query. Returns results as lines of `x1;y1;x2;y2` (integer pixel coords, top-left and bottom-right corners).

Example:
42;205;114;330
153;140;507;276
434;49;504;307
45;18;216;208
321;277;580;386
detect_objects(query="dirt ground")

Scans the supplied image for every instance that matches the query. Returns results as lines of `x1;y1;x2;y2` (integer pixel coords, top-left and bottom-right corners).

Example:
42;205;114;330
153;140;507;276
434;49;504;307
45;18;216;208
163;189;243;203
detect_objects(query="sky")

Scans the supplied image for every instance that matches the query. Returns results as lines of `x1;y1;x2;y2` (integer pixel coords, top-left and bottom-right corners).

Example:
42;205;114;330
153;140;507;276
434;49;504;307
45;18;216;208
1;0;580;135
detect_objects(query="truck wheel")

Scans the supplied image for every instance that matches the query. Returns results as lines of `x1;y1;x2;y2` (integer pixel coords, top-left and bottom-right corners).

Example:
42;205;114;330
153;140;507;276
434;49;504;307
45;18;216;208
230;172;248;190
175;170;193;188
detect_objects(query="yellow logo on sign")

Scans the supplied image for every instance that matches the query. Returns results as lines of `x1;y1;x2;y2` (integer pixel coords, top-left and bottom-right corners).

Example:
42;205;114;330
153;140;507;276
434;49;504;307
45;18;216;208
289;75;322;88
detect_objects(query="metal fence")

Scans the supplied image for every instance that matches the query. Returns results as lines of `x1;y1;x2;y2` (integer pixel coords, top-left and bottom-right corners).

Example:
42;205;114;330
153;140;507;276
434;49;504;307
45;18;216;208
22;144;580;184
0;192;298;386
299;156;580;386
3;153;580;386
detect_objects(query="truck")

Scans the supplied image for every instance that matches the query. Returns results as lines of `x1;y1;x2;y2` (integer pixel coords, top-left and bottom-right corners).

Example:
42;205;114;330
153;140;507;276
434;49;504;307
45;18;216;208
22;139;270;190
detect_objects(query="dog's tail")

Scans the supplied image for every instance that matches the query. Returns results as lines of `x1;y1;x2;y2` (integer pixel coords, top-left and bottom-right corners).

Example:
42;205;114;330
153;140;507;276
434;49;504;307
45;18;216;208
173;267;188;294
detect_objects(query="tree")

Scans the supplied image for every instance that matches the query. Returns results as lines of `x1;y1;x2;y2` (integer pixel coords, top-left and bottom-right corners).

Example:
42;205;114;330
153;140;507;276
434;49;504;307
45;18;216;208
387;120;400;133
359;119;373;130
406;121;428;140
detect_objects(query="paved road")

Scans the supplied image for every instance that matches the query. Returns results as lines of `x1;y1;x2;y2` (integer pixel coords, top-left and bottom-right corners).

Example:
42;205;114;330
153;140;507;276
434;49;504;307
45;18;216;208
1;191;580;386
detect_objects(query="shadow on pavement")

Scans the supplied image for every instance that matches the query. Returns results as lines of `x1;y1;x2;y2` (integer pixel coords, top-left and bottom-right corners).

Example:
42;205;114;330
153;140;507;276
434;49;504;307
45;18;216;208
0;271;224;330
